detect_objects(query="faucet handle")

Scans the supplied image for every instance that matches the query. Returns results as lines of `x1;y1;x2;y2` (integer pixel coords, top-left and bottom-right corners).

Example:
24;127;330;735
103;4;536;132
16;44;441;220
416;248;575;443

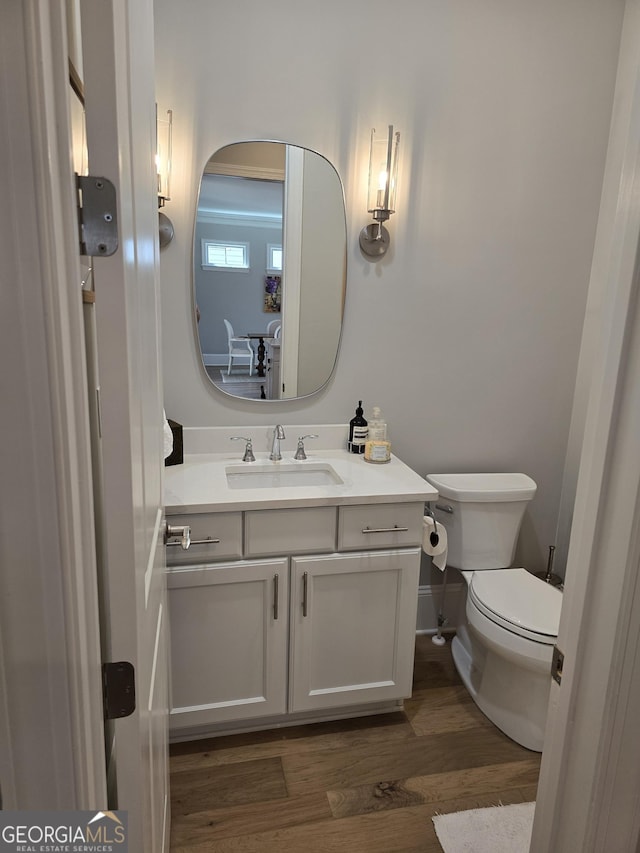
230;436;255;462
294;434;319;460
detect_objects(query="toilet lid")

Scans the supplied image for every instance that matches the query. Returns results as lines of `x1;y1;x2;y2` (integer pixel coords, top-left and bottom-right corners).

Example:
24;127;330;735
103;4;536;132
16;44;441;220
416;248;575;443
469;568;562;642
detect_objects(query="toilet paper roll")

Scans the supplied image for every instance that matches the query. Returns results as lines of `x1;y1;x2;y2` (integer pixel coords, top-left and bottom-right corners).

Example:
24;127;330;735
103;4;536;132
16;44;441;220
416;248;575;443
422;517;448;571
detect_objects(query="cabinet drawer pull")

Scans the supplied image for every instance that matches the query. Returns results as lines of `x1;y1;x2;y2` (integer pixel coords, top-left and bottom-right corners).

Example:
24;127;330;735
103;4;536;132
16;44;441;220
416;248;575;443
361;525;409;534
273;574;279;620
166;536;222;547
302;571;308;617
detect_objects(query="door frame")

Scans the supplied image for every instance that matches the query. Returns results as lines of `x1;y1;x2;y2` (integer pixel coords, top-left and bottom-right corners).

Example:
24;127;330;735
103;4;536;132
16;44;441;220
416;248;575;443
532;0;640;849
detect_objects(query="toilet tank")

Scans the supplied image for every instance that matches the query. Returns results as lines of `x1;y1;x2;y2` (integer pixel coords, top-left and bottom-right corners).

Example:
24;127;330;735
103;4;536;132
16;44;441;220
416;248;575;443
425;473;536;570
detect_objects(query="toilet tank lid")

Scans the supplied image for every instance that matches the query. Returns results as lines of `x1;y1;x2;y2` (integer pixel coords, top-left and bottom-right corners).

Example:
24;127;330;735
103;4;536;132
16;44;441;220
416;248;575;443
425;473;537;502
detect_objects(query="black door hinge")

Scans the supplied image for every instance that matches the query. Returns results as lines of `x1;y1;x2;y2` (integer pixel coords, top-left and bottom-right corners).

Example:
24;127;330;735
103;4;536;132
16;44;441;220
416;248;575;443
102;661;136;719
76;174;119;257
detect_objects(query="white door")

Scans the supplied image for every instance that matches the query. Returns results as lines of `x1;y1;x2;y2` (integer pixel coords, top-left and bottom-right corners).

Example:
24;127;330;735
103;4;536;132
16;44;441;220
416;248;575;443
289;550;420;712
79;1;169;850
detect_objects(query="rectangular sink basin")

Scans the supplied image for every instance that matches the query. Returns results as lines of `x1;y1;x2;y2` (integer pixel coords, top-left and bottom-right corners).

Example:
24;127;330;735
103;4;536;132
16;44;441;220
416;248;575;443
226;462;343;490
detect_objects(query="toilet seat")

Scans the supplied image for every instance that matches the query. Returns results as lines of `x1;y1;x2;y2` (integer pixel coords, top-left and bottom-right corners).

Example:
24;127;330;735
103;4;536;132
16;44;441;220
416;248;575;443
468;568;561;644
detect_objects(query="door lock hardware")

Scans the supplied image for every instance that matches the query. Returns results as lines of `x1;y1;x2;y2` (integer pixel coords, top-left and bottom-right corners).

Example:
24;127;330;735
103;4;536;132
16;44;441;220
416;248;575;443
164;522;191;550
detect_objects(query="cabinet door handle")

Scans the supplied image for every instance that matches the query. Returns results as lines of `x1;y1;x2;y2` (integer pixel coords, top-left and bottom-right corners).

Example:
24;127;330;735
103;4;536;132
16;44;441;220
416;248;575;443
302;571;308;617
273;573;279;620
361;525;409;534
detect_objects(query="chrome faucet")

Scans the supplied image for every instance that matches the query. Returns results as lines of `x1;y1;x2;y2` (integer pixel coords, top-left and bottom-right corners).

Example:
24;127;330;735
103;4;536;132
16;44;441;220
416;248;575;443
270;424;285;461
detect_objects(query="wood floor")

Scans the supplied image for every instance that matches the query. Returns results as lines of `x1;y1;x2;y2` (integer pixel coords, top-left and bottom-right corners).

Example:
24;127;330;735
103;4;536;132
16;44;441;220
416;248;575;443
169;635;540;852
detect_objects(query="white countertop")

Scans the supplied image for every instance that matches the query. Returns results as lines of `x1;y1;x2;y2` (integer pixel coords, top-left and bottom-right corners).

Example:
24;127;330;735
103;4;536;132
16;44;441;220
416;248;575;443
165;449;437;514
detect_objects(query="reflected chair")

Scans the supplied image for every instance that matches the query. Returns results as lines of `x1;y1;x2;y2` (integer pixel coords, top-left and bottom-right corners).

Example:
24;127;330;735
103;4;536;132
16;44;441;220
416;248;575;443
223;319;254;375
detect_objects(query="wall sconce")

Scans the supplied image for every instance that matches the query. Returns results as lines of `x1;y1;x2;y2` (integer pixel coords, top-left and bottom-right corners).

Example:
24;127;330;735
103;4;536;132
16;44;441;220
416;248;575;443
359;125;400;259
156;108;174;249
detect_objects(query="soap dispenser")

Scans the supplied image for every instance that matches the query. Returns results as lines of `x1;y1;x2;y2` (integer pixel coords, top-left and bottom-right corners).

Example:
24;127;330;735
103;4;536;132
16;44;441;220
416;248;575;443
364;406;391;463
367;407;387;440
348;400;368;454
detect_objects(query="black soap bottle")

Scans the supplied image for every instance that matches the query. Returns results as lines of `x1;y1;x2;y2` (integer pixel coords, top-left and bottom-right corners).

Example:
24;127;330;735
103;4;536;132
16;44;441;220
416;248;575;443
348;400;368;454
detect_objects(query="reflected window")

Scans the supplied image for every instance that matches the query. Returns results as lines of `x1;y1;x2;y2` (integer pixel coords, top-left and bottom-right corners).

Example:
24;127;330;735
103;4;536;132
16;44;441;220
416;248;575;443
267;244;282;272
202;239;250;270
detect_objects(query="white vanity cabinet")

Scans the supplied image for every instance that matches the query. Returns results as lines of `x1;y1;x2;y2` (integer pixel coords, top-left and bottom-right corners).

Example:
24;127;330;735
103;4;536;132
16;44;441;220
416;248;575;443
164;437;438;740
166;500;424;738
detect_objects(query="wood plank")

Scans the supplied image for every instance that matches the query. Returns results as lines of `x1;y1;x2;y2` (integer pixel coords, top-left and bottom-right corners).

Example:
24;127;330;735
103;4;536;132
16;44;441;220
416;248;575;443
170;713;414;772
283;724;533;795
518;783;539;802
170;791;331;848
411;637;460;690
327;758;540;818
327;779;424;819
171;756;286;814
170;789;528;853
404;684;499;736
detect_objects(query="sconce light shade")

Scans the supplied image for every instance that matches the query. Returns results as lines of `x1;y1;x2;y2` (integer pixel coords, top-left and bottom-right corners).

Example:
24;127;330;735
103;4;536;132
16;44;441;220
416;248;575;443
156;108;172;208
156;108;174;249
359;125;400;259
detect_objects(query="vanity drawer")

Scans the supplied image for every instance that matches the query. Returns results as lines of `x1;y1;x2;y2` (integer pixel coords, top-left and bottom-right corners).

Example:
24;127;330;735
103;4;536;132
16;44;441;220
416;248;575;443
338;503;424;551
245;506;337;557
166;512;243;565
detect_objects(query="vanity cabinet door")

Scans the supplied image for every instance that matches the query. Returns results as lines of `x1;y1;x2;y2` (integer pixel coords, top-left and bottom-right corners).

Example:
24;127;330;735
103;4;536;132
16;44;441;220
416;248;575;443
167;559;288;731
289;548;421;713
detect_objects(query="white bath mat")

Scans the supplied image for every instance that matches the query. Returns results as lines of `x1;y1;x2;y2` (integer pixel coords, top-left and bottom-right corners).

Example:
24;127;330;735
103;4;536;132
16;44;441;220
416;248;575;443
433;801;535;853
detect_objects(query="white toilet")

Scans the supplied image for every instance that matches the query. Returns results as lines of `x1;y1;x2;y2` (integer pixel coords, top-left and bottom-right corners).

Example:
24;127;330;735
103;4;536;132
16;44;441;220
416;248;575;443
426;472;562;752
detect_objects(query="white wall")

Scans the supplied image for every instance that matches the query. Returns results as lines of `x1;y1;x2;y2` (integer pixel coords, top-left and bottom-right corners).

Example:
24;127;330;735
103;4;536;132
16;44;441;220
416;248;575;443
155;0;625;574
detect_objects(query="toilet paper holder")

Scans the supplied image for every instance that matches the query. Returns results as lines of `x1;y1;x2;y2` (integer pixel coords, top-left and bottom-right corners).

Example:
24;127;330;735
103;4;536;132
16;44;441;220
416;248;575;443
424;505;440;547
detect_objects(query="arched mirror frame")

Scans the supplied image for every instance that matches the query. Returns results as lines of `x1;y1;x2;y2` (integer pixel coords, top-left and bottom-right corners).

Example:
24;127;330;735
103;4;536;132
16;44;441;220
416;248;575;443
193;140;347;403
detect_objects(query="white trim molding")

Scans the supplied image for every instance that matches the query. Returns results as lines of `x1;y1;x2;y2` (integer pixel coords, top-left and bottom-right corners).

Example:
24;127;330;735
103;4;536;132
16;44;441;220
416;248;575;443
204;161;284;181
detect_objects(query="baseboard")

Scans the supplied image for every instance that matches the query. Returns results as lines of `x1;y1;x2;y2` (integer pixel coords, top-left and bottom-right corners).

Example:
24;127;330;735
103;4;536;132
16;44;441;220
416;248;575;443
202;353;228;367
416;582;465;634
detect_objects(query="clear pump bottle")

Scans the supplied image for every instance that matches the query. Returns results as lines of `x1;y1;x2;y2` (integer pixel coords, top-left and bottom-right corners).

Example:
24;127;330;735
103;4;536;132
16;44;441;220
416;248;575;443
364;406;391;463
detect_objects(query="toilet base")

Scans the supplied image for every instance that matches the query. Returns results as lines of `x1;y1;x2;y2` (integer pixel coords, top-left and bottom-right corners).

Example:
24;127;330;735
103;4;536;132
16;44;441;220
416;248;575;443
452;626;549;752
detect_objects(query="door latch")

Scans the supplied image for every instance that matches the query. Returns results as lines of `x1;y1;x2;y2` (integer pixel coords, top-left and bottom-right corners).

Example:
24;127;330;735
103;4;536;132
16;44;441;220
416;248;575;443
76;174;118;256
552;645;564;685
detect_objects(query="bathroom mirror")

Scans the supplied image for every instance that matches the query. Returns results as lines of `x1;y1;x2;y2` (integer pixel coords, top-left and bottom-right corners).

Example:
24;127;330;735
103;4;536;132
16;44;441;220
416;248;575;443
194;141;346;401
